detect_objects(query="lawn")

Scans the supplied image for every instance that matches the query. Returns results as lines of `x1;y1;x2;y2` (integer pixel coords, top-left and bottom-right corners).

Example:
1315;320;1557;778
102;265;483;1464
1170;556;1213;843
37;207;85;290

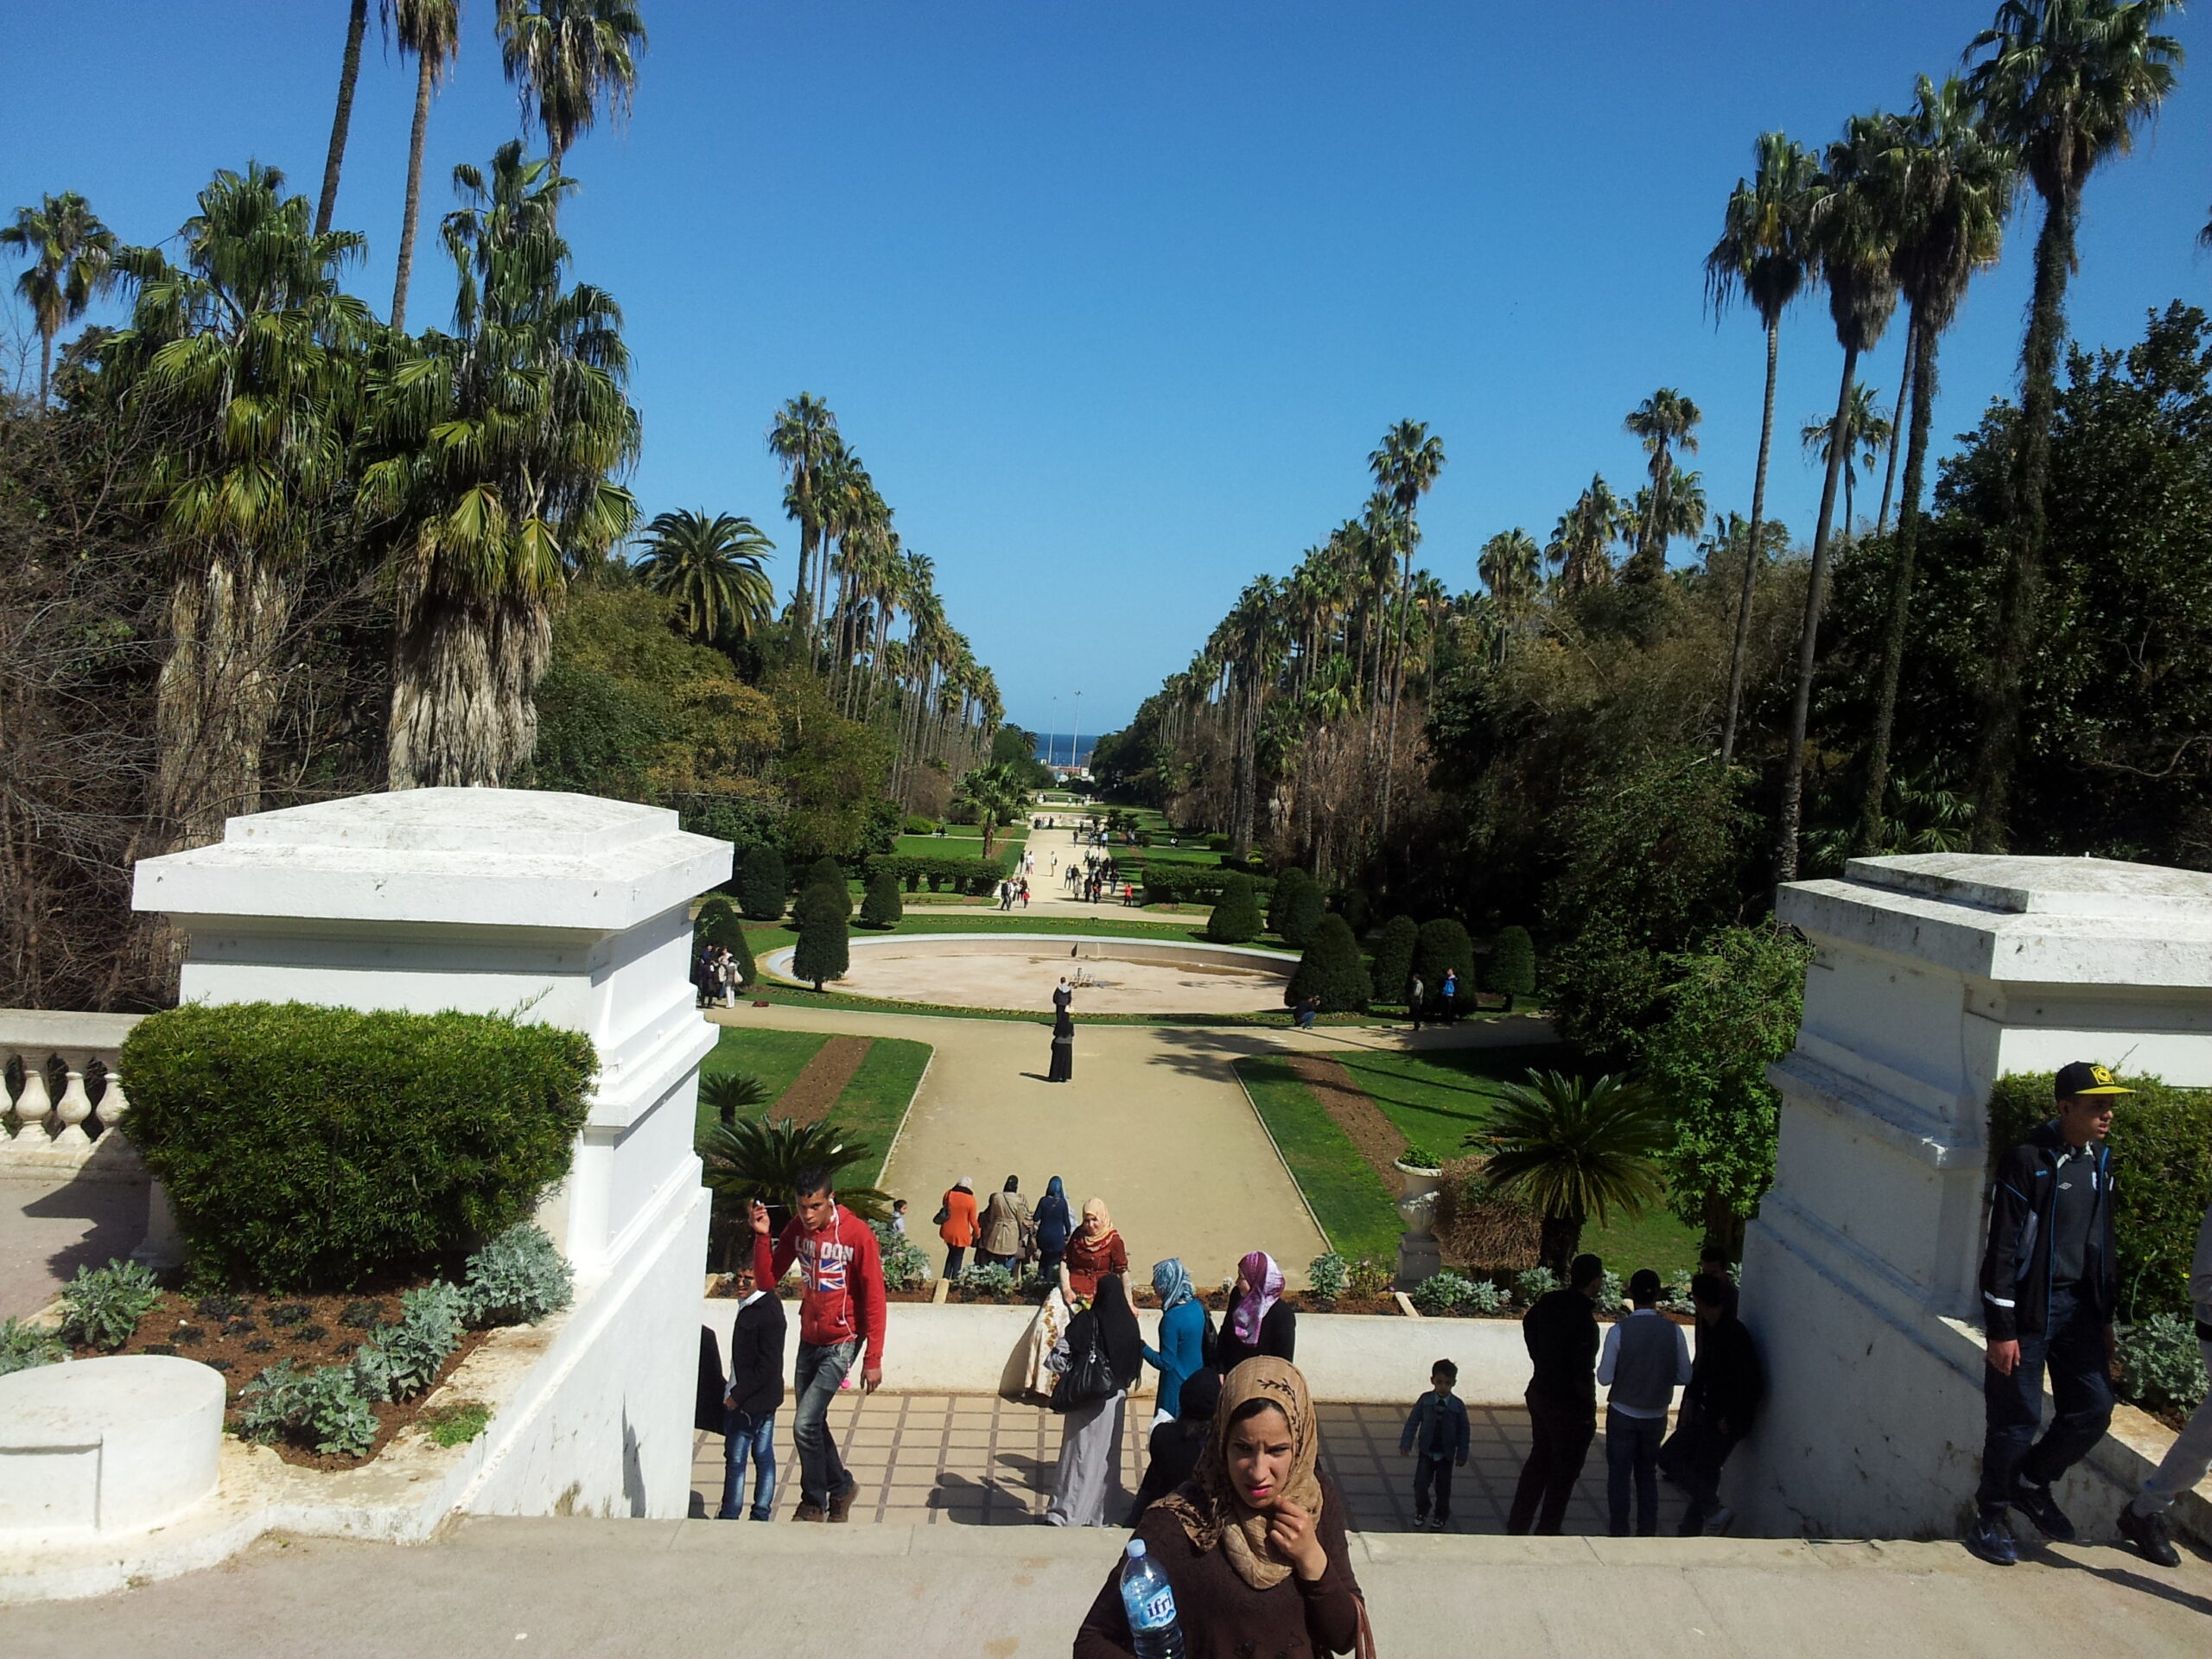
893;829;1027;859
696;1027;831;1142
696;1026;931;1188
741;912;1227;947
1236;1054;1401;1266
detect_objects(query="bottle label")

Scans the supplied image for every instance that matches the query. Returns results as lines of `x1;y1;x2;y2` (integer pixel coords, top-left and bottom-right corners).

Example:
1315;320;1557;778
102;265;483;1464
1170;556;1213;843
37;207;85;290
1132;1586;1177;1628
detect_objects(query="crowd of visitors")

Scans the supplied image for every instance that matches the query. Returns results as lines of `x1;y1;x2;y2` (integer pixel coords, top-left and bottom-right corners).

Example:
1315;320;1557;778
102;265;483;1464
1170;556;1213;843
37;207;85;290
691;941;743;1008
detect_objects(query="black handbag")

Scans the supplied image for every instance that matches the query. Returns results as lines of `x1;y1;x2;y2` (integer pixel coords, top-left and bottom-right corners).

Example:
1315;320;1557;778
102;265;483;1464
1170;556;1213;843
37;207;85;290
1050;1315;1116;1414
932;1200;951;1227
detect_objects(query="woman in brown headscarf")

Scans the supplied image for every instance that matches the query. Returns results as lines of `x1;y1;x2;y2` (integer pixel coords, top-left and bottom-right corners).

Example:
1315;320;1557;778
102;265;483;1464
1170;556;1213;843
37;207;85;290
1058;1197;1128;1306
1074;1357;1367;1659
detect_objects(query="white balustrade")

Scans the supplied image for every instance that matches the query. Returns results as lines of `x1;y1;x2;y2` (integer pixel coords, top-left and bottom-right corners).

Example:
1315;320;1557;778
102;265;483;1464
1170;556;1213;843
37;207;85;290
1;1010;145;1169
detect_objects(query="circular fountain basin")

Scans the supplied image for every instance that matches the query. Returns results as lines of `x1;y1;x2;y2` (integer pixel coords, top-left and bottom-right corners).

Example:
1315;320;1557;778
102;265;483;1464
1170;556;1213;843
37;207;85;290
760;932;1298;1014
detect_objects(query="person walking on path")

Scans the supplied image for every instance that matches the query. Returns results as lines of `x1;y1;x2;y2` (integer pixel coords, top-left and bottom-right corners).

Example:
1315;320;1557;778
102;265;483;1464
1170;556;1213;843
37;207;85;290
1399;1358;1471;1531
1215;1250;1295;1371
1407;971;1427;1033
1046;1272;1143;1527
1967;1062;2126;1567
1508;1252;1604;1535
718;1257;785;1520
1127;1363;1222;1524
1074;1357;1366;1659
747;1168;887;1524
1061;1198;1128;1306
938;1177;980;1280
1047;1008;1076;1082
1599;1267;1691;1538
1439;967;1459;1025
980;1174;1034;1269
1675;1274;1762;1535
1143;1258;1206;1427
2116;1194;2212;1567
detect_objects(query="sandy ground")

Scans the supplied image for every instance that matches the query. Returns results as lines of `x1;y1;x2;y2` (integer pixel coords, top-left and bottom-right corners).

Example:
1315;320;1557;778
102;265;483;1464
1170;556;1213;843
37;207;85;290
830;943;1287;1014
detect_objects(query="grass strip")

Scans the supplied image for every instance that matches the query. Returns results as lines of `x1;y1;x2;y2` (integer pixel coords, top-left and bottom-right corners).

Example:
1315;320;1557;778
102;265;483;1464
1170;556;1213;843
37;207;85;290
828;1036;932;1186
1235;1054;1402;1265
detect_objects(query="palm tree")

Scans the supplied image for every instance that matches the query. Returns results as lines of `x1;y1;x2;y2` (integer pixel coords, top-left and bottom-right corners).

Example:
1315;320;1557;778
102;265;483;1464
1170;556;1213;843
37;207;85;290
1368;420;1446;841
1621;389;1701;582
391;0;464;332
1548;475;1623;594
1471;1070;1669;1277
101;165;372;848
1798;381;1893;540
700;1116;891;1230
959;760;1032;859
1707;132;1818;768
637;510;775;644
1478;528;1541;623
359;142;640;789
495;0;647;184
767;393;840;642
1776;114;1901;883
1857;80;2015;854
315;0;373;234
1963;0;2182;850
1;192;118;404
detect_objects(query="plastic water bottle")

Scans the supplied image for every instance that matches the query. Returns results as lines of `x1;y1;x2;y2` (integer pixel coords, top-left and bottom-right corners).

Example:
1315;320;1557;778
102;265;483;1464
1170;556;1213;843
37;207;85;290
1119;1539;1185;1659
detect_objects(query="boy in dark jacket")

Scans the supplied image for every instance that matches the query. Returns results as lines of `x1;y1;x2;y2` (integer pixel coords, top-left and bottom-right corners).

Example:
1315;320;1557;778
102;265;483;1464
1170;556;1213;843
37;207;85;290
1966;1062;2127;1567
719;1260;787;1520
1400;1359;1471;1530
1676;1274;1762;1535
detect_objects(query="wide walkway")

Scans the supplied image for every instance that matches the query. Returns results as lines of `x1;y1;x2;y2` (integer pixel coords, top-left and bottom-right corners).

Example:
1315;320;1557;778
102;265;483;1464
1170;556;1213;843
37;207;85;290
0;1173;147;1319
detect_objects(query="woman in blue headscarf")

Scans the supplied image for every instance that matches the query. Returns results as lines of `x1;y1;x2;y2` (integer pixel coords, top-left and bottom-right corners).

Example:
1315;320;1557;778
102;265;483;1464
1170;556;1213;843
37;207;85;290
1021;1177;1079;1399
1142;1258;1207;1427
1033;1176;1074;1281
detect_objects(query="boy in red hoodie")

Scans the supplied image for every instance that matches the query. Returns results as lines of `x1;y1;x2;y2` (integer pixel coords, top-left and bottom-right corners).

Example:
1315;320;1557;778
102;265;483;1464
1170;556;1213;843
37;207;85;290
750;1167;887;1522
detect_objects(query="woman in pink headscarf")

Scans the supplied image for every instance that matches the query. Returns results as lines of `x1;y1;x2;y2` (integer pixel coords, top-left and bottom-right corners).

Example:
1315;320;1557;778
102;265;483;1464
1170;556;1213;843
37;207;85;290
1214;1250;1295;1373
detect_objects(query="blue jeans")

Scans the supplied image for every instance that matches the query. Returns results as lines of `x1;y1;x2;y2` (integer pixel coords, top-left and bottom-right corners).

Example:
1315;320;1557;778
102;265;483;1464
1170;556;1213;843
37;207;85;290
1606;1408;1665;1536
1977;1287;2113;1513
791;1339;857;1508
719;1408;776;1520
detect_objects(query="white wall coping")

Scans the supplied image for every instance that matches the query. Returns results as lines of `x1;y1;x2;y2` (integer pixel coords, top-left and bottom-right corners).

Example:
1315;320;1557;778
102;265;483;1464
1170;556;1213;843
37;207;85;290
0;1010;146;1052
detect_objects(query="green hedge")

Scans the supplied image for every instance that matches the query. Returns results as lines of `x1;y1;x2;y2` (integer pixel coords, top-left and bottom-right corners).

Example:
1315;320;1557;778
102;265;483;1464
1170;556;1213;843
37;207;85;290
861;851;1014;895
1989;1071;2212;1323
1137;866;1279;906
122;1002;594;1292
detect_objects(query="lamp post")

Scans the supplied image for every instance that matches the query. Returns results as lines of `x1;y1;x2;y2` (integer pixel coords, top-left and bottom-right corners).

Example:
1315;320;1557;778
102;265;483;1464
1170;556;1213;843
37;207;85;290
1071;691;1082;778
1050;696;1059;771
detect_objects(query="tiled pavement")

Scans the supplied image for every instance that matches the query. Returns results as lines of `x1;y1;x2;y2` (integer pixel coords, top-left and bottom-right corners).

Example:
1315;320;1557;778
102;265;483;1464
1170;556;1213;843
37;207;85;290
691;1394;1619;1535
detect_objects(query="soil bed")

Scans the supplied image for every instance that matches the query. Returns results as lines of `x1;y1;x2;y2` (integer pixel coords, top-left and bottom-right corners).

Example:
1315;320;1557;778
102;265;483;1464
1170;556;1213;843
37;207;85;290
776;1036;874;1126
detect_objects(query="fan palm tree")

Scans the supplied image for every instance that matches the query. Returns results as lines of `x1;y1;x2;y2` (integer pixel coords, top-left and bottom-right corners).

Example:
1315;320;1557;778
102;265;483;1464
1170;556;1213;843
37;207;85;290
1776;114;1901;883
1621;389;1701;582
767;393;840;639
1858;81;2015;854
700;1116;891;1228
1548;475;1623;595
1478;528;1542;623
315;0;373;234
1799;381;1893;540
1;192;118;404
495;0;647;186
359;142;640;789
1707;131;1818;768
637;509;775;644
391;0;464;332
1963;0;2182;851
959;760;1033;859
1471;1071;1669;1277
1368;420;1446;840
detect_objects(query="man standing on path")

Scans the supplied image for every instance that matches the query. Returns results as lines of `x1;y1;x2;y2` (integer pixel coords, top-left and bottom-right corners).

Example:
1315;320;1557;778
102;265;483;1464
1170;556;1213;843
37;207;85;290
1508;1253;1604;1535
750;1169;887;1523
2116;1192;2212;1567
1966;1063;2126;1567
1598;1268;1692;1537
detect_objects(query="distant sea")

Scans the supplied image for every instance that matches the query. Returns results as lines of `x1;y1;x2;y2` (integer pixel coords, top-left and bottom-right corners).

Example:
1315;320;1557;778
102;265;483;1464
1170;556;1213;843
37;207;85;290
1033;738;1093;766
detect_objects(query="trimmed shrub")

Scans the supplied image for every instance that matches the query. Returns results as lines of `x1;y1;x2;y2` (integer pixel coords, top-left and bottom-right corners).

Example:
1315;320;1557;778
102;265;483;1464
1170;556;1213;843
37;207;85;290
791;885;851;989
804;855;848;896
1369;914;1419;1007
734;847;789;921
1284;914;1371;1012
1335;888;1373;938
59;1258;162;1351
1;1316;67;1376
1267;868;1312;938
1206;874;1262;944
860;869;905;929
461;1224;574;1328
1277;874;1325;950
1989;1071;2212;1322
903;816;938;835
1307;1252;1350;1307
1413;918;1477;1001
1206;834;1231;852
2119;1313;2210;1414
1487;925;1538;1000
694;896;754;988
123;1003;593;1292
1136;865;1278;907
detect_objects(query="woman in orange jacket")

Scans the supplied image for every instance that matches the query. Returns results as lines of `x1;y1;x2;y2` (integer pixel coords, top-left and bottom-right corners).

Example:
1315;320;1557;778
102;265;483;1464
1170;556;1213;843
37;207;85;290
938;1177;980;1279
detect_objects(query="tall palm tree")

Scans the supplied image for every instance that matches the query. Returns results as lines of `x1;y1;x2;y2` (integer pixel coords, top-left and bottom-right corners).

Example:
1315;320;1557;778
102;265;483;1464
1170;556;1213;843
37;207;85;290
1;192;118;404
101;165;372;848
1621;389;1701;582
359;142;640;789
1368;420;1446;840
1706;132;1818;768
1548;474;1623;594
391;0;464;332
1798;380;1893;539
1478;528;1541;623
767;393;840;642
1963;0;2182;850
1472;1071;1669;1277
638;510;775;644
1776;114;1901;883
316;0;373;234
1857;80;2015;854
495;0;647;184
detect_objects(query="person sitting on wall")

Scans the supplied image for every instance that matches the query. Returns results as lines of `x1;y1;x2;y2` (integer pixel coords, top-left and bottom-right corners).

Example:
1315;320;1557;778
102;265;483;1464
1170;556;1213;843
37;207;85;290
1965;1062;2128;1567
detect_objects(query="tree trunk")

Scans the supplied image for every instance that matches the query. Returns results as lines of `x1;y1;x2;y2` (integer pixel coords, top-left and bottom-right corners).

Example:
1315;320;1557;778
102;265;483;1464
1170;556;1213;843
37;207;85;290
1379;543;1413;841
387;586;551;789
316;0;370;237
1874;368;1908;535
1857;314;1935;855
37;327;53;407
153;551;296;852
391;49;435;331
1970;175;2077;853
1775;341;1859;884
1538;1212;1583;1281
1719;321;1780;769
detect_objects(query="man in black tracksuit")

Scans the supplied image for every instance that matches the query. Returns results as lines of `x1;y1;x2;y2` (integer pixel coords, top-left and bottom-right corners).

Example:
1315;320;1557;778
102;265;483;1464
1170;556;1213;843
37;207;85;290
1508;1251;1604;1535
1965;1061;2128;1566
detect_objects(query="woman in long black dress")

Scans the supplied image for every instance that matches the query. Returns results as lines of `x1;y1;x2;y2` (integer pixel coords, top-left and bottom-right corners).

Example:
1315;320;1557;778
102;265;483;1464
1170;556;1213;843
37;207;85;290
1047;1009;1075;1082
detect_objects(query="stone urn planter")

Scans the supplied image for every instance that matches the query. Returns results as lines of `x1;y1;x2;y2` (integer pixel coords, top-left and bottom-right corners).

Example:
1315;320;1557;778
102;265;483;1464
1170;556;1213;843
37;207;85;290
1393;1154;1446;1290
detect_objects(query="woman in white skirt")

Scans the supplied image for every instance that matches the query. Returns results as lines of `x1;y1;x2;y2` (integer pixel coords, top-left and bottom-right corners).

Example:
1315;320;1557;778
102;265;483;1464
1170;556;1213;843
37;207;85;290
1045;1273;1142;1526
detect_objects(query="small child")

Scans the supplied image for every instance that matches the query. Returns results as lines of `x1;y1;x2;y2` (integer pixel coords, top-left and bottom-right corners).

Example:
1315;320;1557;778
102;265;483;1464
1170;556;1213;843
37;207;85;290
1399;1358;1471;1530
889;1198;908;1236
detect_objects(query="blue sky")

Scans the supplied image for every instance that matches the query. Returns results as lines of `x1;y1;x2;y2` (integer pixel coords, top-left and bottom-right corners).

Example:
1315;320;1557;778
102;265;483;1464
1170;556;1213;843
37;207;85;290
6;3;2209;740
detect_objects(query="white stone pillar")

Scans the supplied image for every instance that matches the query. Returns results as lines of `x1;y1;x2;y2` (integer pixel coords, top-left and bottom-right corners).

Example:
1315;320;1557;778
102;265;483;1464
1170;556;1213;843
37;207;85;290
1737;854;2212;1540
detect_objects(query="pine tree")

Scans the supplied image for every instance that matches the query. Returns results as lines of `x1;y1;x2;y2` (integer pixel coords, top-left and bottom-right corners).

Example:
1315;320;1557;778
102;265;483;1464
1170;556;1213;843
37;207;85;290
1206;874;1262;944
861;868;904;929
735;848;789;922
791;883;850;990
1370;913;1420;1007
1286;914;1372;1012
1487;925;1537;1003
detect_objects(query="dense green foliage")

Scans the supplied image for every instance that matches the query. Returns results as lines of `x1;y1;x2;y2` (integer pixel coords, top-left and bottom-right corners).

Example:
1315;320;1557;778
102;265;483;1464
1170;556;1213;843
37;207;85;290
1368;914;1420;1007
861;851;1013;894
1412;918;1476;1000
699;1116;890;1225
1473;1071;1669;1275
2119;1314;2210;1414
791;882;850;988
1284;914;1372;1012
1205;874;1263;943
734;847;789;920
861;868;905;927
59;1258;162;1351
122;1002;592;1290
1138;865;1277;906
0;1316;67;1376
1486;925;1537;998
459;1222;574;1327
1274;869;1326;948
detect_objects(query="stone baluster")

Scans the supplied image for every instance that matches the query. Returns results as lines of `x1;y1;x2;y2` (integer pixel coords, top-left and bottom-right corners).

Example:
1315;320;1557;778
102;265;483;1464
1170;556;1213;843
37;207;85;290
52;1050;95;1148
95;1056;131;1141
13;1053;53;1144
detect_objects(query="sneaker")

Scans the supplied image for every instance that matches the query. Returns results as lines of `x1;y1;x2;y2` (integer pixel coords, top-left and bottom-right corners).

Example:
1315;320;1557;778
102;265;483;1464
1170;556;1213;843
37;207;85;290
1704;1504;1734;1536
1429;1515;1448;1532
2116;1503;2182;1568
791;1501;826;1523
2010;1479;2077;1542
1413;1512;1429;1530
1964;1513;2018;1567
827;1478;859;1523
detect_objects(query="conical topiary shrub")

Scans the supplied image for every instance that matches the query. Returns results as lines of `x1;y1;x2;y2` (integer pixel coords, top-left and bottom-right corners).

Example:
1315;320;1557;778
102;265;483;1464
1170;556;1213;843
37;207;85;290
1275;871;1325;950
696;896;756;988
1370;913;1419;1007
1413;918;1476;1002
804;856;848;899
1267;868;1312;937
1285;914;1371;1013
860;868;904;929
1206;873;1262;944
1488;925;1537;1002
791;884;850;990
735;848;789;921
